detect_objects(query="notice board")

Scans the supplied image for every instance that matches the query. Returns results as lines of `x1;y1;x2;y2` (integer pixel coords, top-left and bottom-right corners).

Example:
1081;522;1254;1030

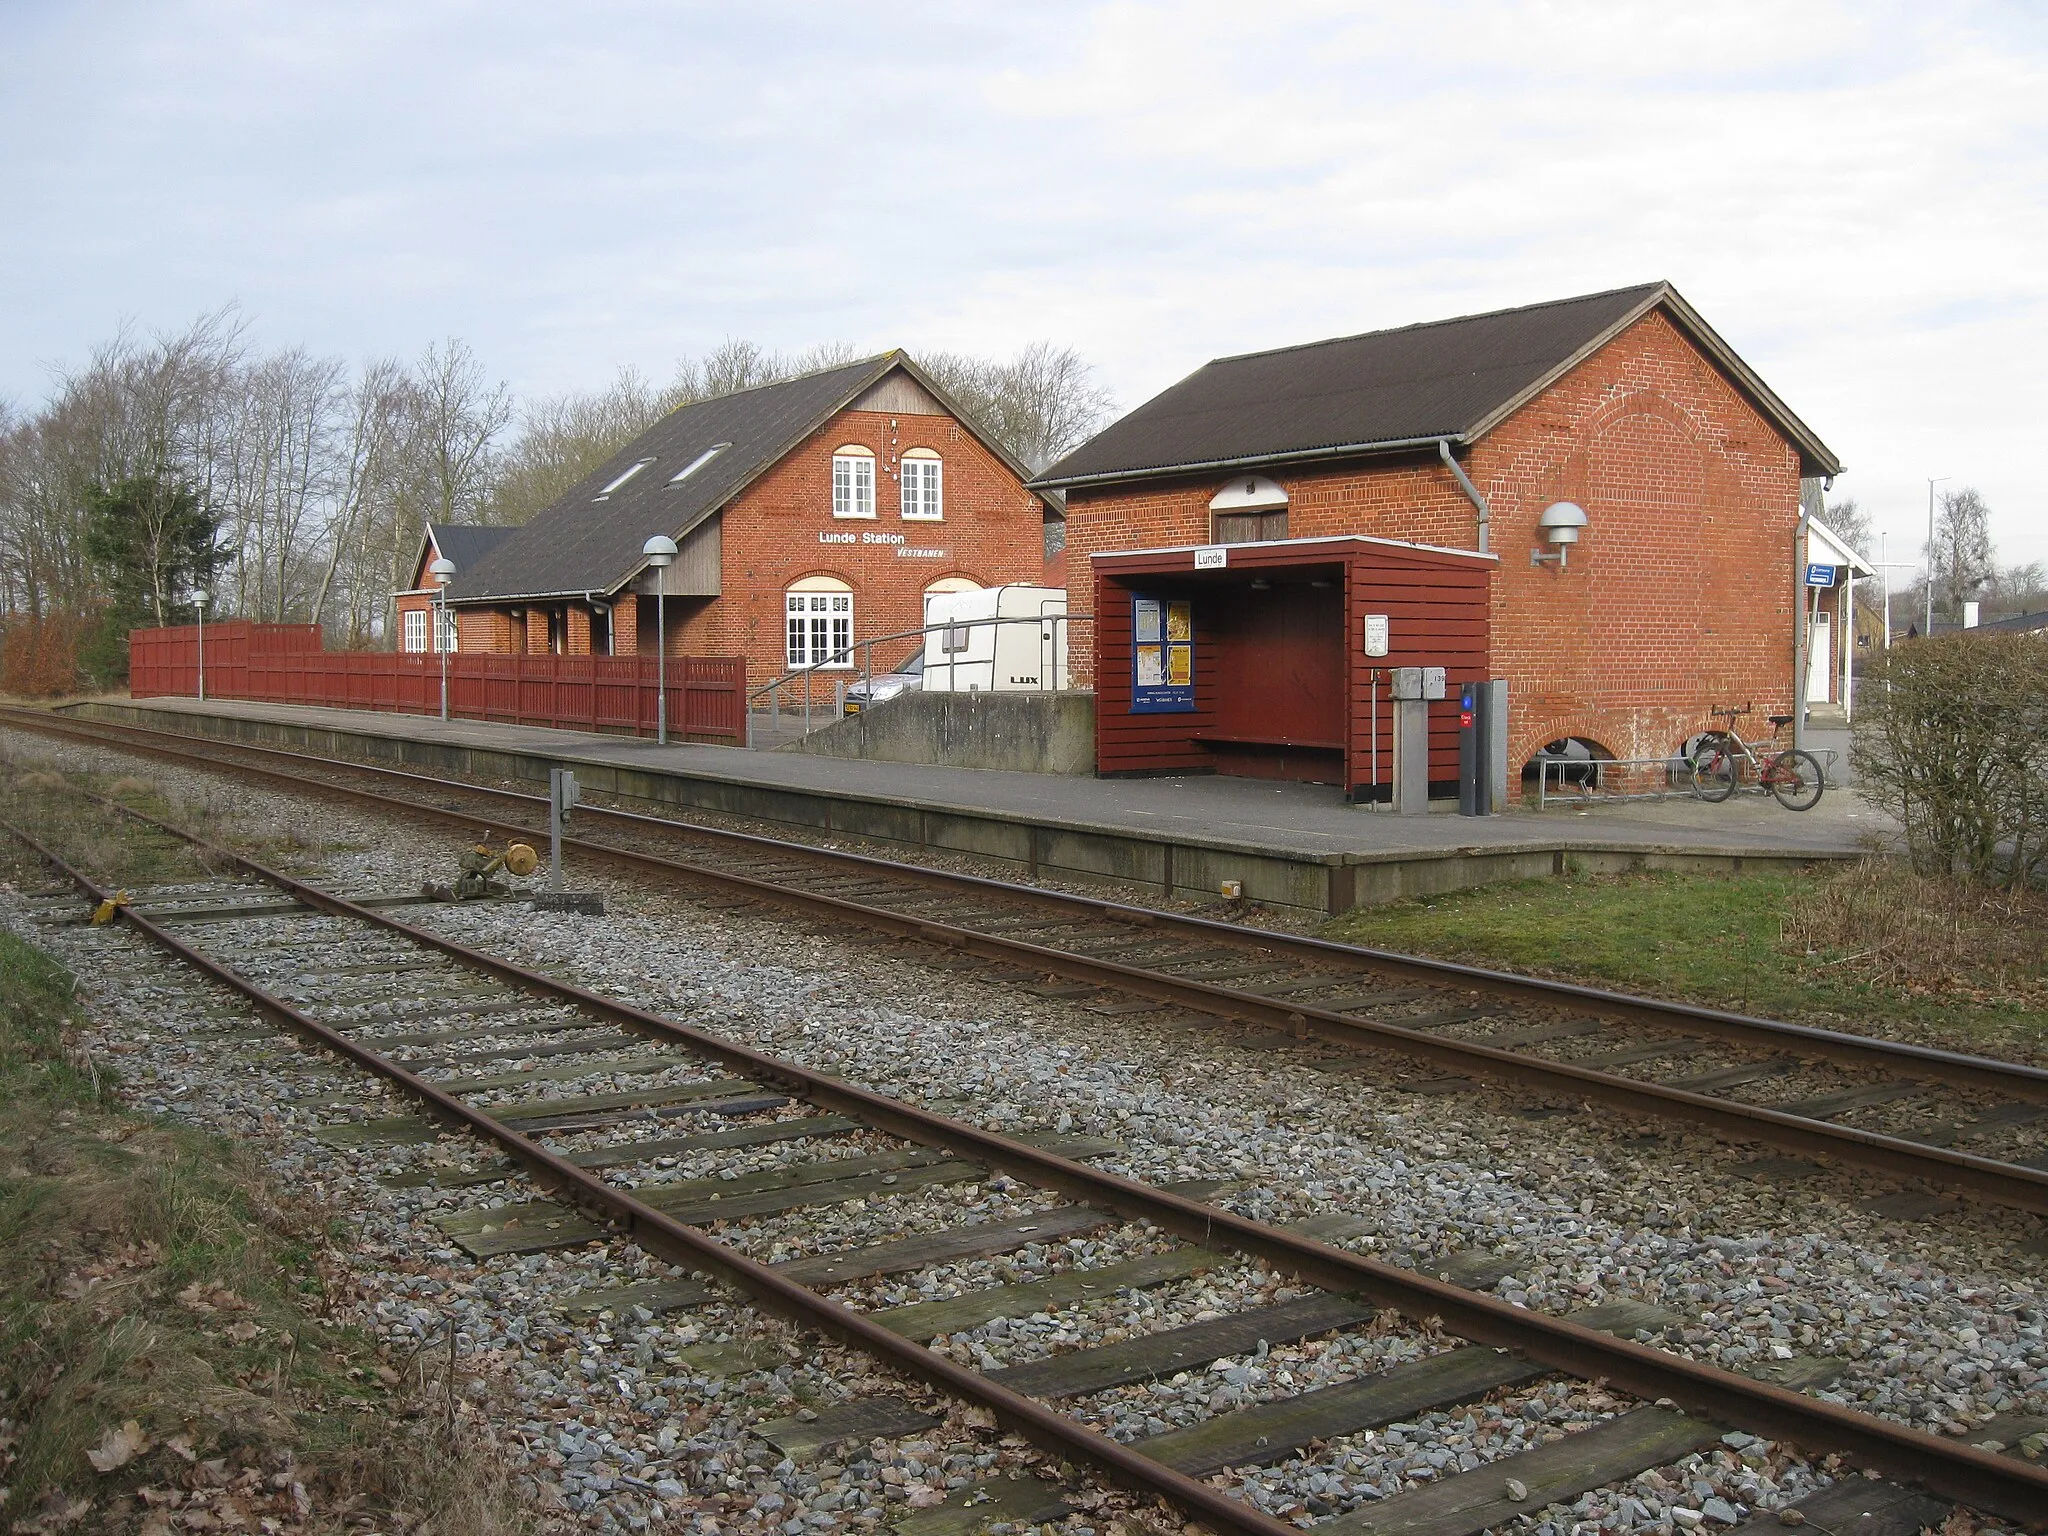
1130;593;1195;712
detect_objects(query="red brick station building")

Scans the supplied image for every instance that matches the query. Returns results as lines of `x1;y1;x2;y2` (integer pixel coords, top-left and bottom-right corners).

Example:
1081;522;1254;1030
398;353;1057;687
1032;281;1843;797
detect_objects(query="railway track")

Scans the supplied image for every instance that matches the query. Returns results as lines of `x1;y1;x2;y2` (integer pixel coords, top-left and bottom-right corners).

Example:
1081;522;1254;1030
1;767;2046;1528
5;704;2048;1227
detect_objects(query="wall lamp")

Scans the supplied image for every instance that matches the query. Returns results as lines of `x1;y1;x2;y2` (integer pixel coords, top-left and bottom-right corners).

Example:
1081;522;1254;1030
1531;501;1588;569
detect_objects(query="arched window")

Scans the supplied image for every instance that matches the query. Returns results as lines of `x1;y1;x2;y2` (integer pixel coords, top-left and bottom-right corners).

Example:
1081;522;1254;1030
901;447;943;520
786;575;854;669
1209;475;1289;543
922;575;982;595
832;445;876;518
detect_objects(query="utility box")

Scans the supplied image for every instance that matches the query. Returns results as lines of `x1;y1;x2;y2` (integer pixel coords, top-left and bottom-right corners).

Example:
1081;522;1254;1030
1390;666;1446;701
1456;679;1511;816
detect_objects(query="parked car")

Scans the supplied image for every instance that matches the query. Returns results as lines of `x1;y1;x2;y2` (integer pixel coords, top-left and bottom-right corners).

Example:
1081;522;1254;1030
842;650;924;714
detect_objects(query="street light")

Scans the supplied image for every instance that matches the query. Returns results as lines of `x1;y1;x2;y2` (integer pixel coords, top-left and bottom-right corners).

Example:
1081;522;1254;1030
641;535;679;745
1925;476;1949;637
429;556;456;721
193;589;209;703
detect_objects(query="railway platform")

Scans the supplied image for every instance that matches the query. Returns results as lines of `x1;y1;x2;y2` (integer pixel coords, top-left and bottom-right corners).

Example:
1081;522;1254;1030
59;697;1883;915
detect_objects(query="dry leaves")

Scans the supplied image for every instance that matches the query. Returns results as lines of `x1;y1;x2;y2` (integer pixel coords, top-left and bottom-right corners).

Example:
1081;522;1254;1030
175;1282;253;1314
86;1419;155;1473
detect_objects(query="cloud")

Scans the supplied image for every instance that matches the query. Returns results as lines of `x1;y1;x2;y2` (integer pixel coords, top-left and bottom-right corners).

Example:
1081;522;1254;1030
2;0;2043;560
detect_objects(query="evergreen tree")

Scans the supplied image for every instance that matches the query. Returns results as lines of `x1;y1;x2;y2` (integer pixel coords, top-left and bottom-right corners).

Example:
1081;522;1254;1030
80;474;227;681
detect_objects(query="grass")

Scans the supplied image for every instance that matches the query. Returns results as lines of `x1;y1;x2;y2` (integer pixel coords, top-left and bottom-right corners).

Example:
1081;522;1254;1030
0;831;528;1528
1320;861;2048;1064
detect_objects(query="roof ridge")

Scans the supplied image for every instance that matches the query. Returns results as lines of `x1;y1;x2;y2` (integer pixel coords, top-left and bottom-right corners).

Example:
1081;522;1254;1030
1205;282;1668;368
670;350;894;407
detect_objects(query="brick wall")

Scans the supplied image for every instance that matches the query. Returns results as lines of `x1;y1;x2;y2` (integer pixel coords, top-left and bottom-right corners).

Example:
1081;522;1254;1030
1064;310;1802;770
665;407;1047;690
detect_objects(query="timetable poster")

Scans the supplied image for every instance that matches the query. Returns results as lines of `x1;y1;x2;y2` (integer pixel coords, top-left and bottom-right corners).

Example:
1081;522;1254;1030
1131;593;1196;712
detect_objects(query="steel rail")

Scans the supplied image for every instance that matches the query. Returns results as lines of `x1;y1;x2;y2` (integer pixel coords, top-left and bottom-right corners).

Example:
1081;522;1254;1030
10;708;2048;1218
10;704;2046;1103
11;793;2048;1524
0;814;1299;1536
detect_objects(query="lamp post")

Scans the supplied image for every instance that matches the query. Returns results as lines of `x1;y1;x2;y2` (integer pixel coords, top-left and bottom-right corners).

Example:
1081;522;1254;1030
193;589;209;702
1925;476;1948;636
641;535;679;745
429;556;456;721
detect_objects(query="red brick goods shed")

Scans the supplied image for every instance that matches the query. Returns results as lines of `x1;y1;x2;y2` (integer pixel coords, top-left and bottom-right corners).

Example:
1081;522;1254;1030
1036;283;1842;788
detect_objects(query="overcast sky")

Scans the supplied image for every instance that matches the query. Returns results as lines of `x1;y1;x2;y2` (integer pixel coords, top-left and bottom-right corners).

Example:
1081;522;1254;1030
4;1;2044;569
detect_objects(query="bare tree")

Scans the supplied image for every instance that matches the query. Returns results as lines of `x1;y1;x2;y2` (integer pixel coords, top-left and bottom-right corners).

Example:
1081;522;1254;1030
919;341;1115;471
1927;486;1996;623
488;366;679;526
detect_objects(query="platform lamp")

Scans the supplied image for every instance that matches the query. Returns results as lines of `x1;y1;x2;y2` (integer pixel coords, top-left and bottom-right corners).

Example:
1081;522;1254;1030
429;556;456;721
1531;502;1589;569
641;535;679;745
193;589;209;702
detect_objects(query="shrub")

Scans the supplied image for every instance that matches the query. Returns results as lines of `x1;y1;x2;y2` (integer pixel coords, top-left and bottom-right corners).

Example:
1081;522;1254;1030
1853;633;2048;888
0;614;88;697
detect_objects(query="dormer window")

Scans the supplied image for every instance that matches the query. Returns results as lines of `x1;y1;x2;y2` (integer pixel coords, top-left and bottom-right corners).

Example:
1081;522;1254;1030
832;446;876;518
670;443;731;484
594;458;655;501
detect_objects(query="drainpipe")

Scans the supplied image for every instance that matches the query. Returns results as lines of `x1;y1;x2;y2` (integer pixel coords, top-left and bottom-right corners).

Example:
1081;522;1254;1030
1438;439;1490;555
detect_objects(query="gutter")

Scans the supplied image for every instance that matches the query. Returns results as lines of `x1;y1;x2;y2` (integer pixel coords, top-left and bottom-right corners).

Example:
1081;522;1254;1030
1030;433;1465;491
1437;438;1491;555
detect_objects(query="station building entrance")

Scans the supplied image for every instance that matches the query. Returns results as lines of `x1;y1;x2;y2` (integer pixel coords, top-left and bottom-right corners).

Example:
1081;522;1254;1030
1090;535;1494;801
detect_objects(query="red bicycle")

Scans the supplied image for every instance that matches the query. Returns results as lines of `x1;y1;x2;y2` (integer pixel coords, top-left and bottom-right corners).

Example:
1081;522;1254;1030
1686;704;1825;812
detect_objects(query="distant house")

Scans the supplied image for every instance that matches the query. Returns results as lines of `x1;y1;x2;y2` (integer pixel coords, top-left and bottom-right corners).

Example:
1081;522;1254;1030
416;354;1058;686
394;522;517;652
1034;282;1843;788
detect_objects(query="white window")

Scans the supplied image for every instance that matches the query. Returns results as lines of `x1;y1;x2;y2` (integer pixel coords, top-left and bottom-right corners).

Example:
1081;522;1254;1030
669;443;730;483
901;450;942;520
402;608;427;653
594;457;654;500
785;581;854;669
436;607;458;654
832;446;876;518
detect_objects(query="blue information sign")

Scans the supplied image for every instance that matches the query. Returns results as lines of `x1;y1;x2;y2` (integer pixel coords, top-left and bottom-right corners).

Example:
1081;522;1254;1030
1804;562;1840;588
1130;593;1196;713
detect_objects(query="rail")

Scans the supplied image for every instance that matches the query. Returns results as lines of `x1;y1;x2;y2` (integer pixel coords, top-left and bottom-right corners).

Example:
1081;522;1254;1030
747;611;1078;743
8;788;2047;1520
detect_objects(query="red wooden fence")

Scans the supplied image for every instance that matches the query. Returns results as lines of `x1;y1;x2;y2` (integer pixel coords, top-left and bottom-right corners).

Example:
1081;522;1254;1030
129;622;744;742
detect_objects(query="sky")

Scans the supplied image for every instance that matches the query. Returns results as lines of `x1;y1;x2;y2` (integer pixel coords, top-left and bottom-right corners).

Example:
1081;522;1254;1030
3;0;2045;572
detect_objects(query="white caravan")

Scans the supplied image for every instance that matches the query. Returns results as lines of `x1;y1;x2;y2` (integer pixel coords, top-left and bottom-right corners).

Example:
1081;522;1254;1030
921;585;1069;693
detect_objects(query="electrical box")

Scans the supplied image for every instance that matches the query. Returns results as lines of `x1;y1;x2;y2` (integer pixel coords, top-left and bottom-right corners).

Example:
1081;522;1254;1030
1393;666;1447;701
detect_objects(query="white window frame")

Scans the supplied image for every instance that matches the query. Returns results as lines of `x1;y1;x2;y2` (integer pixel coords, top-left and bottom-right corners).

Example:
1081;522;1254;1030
435;607;458;654
900;453;943;520
402;608;427;653
832;449;876;519
785;589;854;669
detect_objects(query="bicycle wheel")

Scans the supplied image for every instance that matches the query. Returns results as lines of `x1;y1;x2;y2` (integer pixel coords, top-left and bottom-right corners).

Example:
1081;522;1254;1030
1689;738;1737;802
1766;749;1824;811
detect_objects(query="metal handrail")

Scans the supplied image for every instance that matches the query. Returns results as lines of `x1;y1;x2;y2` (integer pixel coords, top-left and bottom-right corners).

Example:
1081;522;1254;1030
747;612;1082;743
1534;747;1839;808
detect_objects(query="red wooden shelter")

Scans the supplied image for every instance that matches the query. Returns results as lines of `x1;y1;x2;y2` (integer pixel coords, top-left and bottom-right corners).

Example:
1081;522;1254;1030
1091;536;1494;801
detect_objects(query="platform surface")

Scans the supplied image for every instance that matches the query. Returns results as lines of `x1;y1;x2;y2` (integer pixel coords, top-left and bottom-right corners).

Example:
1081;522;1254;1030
69;697;1891;864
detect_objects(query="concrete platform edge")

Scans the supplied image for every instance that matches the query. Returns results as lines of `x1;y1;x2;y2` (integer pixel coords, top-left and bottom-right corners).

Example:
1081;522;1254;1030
60;702;1858;916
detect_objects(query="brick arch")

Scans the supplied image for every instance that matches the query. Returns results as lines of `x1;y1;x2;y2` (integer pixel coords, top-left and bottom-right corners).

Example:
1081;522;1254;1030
1510;712;1617;773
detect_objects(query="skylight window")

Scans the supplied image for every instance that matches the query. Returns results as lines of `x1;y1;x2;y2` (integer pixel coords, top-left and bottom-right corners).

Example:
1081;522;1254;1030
670;443;731;484
593;458;655;500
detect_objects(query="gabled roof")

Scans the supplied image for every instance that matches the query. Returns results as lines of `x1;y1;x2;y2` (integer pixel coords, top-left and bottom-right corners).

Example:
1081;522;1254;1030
1803;516;1875;578
1033;282;1841;490
409;522;517;588
451;353;1048;603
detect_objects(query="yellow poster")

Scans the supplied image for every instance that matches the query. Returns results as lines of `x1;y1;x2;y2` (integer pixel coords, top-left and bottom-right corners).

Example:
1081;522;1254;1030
1167;644;1192;686
1165;601;1192;641
1135;644;1165;686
